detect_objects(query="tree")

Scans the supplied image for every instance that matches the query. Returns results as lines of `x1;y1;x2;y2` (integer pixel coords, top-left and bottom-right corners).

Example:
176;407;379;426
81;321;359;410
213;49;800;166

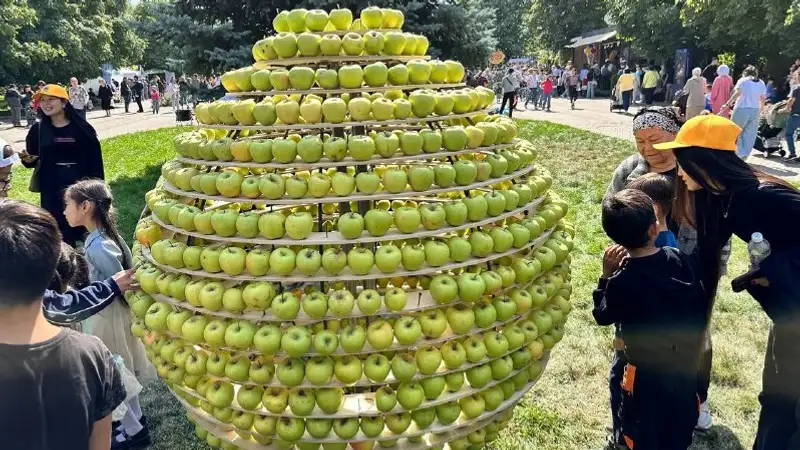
525;0;607;61
486;0;532;58
604;0;689;60
0;0;145;85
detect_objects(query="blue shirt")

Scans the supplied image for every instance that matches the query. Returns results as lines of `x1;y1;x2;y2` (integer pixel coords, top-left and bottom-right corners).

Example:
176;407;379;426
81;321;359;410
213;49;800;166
655;230;678;248
84;229;132;282
734;78;766;109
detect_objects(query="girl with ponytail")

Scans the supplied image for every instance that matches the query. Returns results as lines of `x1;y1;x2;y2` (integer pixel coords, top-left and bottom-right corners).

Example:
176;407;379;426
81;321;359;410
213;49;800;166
64;178;152;449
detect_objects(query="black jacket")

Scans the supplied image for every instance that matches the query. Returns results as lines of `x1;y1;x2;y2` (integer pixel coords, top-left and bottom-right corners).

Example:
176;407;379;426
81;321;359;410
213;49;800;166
132;81;144;97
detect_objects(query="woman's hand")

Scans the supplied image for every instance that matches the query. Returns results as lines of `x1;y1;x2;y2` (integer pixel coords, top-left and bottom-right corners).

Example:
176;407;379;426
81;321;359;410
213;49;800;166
602;244;628;278
731;268;769;292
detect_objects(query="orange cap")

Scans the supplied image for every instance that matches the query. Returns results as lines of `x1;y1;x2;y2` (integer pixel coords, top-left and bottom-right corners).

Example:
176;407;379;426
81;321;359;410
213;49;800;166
653;114;741;152
33;84;69;101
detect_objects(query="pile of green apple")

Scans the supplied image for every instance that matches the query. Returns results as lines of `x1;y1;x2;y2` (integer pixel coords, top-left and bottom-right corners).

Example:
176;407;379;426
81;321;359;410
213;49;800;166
224;59;466;95
174;120;517;165
150;182;553;243
195;85;492;127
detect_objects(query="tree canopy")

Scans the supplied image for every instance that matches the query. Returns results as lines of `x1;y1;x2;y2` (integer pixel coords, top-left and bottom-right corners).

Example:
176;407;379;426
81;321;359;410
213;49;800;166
0;0;144;85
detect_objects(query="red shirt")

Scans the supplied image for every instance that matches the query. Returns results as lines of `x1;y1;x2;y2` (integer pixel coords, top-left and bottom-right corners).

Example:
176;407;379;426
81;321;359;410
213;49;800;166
542;80;554;94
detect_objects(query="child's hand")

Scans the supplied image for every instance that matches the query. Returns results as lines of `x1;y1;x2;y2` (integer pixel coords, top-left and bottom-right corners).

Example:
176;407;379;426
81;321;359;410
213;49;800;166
602;244;627;278
112;265;140;293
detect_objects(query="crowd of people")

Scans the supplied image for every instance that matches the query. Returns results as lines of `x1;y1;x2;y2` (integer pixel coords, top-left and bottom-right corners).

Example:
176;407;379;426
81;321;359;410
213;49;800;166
1;84;150;449
598;108;800;450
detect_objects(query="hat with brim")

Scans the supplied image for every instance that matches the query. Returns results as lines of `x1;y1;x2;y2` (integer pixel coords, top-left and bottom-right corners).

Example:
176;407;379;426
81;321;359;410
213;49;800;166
653;114;741;152
33;84;69;102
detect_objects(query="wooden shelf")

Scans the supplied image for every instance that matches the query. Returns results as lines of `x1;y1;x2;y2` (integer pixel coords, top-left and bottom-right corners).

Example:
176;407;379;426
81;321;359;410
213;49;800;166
227;83;466;98
150;194;543;246
173;367;546;445
160;163;534;206
141;225;555;283
174;140;518;170
172;353;548;419
195;109;490;131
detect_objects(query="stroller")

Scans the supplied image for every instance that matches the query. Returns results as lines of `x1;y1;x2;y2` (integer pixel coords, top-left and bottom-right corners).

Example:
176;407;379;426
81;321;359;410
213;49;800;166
609;87;625;112
754;101;790;157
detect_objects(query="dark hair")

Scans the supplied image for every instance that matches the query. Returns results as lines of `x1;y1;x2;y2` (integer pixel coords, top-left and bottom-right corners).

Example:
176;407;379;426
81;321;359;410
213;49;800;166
602;189;657;249
624;68;632;74
65;179;132;269
0;200;62;308
627;172;675;217
673;146;796;296
49;243;90;293
508;68;514;74
743;65;758;80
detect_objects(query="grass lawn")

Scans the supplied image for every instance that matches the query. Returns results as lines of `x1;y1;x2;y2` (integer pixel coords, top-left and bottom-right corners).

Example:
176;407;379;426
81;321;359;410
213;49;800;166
7;121;769;450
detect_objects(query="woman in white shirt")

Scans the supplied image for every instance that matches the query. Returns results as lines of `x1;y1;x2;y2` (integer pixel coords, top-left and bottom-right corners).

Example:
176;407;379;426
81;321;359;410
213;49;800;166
723;65;766;158
525;69;540;109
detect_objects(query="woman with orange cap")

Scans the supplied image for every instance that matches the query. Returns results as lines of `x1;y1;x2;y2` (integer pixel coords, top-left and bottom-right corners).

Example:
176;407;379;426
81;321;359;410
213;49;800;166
20;84;104;246
655;114;800;449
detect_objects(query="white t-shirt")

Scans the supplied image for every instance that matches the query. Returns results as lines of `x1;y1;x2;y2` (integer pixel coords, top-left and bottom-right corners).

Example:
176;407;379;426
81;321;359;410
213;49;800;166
734;77;766;109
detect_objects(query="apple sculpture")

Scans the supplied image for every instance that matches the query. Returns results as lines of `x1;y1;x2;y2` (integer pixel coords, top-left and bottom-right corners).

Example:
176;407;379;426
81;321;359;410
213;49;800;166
131;7;578;450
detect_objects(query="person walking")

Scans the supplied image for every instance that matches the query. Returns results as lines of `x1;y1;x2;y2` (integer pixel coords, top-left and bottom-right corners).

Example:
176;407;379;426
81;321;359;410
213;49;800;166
701;57;719;86
131;76;145;113
499;68;520;118
654;114;800;450
97;79;114;118
684;67;707;120
710;65;734;117
615;68;636;113
525;69;540;109
4;85;23;127
149;84;161;115
539;75;554;112
567;68;580;109
587;66;597;99
642;66;660;106
19;84;104;247
120;77;131;113
68;78;89;120
722;65;766;158
780;79;800;160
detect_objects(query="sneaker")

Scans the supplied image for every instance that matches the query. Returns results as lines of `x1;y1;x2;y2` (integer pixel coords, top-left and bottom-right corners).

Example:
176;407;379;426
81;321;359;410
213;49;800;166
695;401;712;431
111;425;151;450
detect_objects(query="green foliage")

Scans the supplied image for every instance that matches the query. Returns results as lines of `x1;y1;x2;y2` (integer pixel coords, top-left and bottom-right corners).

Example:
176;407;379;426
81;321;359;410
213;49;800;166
526;0;607;60
0;0;145;85
485;0;532;58
605;0;687;59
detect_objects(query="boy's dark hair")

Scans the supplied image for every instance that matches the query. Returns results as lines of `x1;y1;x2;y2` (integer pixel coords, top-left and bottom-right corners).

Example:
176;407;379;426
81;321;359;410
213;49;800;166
0;200;62;308
49;243;90;293
602;189;656;249
626;172;675;217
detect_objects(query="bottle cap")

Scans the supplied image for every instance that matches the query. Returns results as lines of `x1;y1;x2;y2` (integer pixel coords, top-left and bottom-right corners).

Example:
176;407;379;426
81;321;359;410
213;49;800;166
752;232;763;243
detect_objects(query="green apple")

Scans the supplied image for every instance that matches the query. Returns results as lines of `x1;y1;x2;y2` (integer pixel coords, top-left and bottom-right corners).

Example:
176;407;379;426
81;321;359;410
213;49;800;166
341;33;364;56
384;32;406;56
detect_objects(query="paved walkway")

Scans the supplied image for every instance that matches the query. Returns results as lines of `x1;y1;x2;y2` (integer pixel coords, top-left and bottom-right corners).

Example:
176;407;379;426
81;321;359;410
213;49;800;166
3;96;797;181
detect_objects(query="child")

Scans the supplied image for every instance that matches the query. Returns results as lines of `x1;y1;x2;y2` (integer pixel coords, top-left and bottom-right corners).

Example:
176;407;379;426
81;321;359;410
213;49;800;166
540;75;554;112
0;199;126;450
0;139;18;198
64;179;151;449
150;84;160;114
626;172;678;248
594;189;708;450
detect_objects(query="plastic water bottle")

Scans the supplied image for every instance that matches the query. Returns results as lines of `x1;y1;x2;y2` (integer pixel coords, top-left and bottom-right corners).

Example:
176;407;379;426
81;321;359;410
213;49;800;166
748;232;771;270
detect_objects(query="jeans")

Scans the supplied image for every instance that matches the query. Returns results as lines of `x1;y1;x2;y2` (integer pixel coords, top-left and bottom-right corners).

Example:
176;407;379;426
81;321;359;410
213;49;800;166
152;99;160;114
539;92;551;110
621;90;632;112
587;82;595;99
123;96;130;112
135;96;144;112
786;114;800;157
731;107;760;158
75;108;87;120
526;88;540;108
609;349;627;445
499;92;515;118
10;106;22;126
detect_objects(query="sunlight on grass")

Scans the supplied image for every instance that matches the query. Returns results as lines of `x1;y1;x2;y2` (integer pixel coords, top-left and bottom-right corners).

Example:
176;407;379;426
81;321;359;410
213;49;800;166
6;122;769;450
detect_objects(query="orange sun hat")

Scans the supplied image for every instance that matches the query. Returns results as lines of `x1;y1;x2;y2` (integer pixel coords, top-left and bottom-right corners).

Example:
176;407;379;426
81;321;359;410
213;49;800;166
32;84;69;101
653;114;742;152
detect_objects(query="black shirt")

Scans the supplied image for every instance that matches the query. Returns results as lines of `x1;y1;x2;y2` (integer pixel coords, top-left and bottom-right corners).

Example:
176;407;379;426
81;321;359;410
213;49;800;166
702;64;718;84
593;247;709;374
0;329;126;450
791;88;800;115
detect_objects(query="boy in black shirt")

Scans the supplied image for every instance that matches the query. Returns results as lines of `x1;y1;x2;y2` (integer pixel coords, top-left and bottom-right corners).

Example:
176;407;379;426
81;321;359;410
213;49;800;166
0;200;126;450
594;189;708;450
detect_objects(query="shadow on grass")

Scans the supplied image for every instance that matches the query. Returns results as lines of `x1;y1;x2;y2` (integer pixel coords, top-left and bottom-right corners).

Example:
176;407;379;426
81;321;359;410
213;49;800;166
140;379;208;450
108;163;162;241
691;425;746;450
